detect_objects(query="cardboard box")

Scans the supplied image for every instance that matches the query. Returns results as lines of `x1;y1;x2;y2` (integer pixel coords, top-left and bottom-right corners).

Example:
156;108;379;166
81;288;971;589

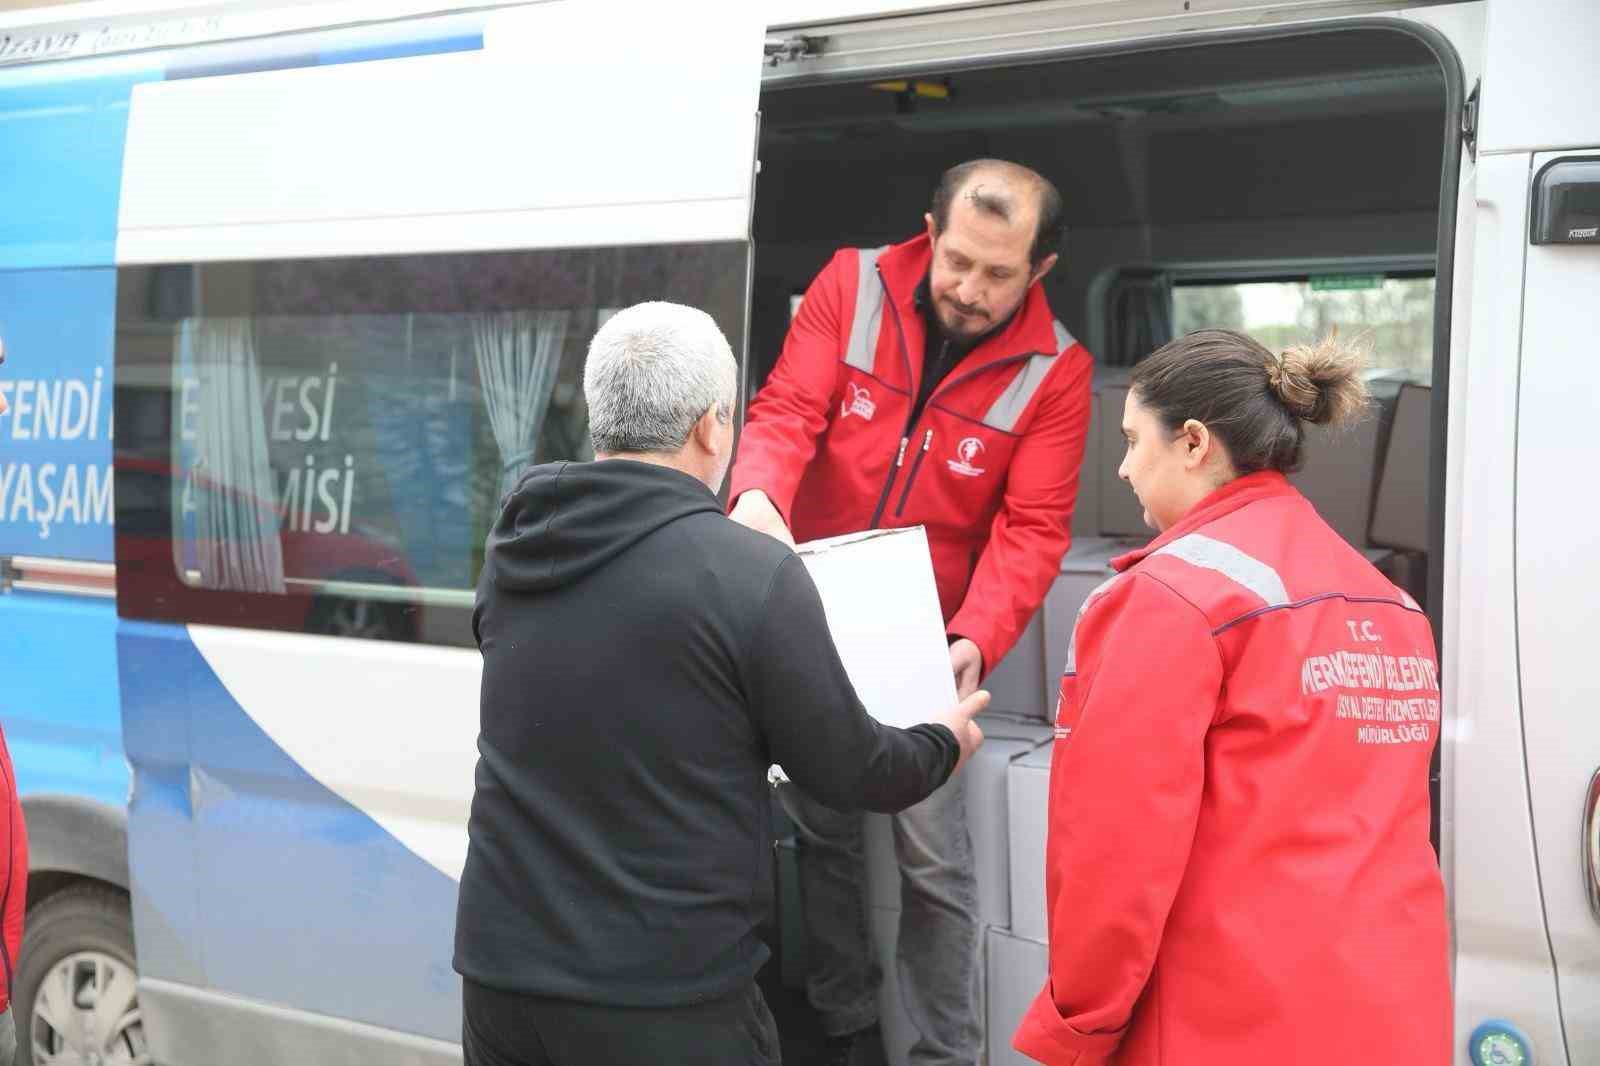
1042;536;1142;694
984;608;1047;720
986;927;1050;1066
863;725;1049;922
1096;382;1148;537
861;722;1051;1066
1007;744;1052;943
795;526;957;730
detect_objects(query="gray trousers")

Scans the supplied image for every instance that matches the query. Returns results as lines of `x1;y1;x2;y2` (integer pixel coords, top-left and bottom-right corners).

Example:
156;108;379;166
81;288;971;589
0;1005;14;1066
780;775;980;1066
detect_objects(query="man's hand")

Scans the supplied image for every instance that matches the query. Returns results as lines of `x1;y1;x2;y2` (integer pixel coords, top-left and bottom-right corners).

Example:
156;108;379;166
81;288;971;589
950;638;984;699
729;489;796;548
931;689;988;774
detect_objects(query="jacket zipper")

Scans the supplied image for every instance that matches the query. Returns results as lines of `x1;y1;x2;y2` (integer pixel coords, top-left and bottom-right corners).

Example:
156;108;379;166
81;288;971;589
868;268;923;529
895;429;934;517
865;263;1048;527
869;435;910;529
868;345;1040;528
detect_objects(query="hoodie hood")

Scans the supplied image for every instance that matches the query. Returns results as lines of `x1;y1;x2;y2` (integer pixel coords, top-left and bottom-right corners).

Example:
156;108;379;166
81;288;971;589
482;459;722;594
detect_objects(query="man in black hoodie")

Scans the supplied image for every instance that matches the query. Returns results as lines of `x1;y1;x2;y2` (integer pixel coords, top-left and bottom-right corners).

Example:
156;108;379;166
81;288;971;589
454;302;987;1066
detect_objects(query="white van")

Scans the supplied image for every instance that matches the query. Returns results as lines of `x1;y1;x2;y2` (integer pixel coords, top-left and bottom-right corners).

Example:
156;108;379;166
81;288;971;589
0;1;1593;1064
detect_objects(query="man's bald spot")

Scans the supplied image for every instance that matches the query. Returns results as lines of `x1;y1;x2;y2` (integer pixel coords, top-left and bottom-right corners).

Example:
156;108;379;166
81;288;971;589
957;162;1048;229
931;158;1063;267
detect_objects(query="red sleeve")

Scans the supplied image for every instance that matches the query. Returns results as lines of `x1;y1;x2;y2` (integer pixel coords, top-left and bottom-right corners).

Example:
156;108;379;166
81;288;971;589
947;348;1092;672
1013;573;1220;1065
727;249;855;524
0;730;27;1015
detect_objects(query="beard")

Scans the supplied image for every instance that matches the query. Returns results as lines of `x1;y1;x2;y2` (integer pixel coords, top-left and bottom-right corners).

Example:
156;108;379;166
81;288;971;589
935;297;998;344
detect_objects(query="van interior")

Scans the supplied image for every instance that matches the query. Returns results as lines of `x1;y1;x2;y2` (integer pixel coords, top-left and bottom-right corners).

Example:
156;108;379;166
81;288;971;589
747;25;1451;1065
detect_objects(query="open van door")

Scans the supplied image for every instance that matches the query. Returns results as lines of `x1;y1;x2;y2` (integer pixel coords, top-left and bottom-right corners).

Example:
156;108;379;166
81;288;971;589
1448;1;1600;1063
1514;147;1600;1065
111;4;763;1064
760;4;1487;1065
1493;2;1600;1064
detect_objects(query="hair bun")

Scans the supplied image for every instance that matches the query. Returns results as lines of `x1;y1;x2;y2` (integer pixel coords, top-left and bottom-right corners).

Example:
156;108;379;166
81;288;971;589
1267;334;1369;427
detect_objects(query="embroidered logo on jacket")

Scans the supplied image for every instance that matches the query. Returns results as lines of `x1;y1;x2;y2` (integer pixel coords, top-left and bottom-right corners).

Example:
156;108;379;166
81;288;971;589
947;436;986;477
840;382;877;421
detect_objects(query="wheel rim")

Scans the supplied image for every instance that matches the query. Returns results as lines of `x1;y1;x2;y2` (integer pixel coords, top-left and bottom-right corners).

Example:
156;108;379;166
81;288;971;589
29;951;150;1066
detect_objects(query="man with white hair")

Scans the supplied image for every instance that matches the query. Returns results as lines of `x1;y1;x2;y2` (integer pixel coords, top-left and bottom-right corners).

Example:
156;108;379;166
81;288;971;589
453;302;988;1066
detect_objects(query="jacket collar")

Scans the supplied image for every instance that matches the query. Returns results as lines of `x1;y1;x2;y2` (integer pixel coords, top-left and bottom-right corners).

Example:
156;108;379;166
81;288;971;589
1112;471;1300;572
878;233;1061;373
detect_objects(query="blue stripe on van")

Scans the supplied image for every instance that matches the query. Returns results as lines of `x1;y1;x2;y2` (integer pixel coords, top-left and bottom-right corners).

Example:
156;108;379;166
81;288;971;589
118;620;461;1039
163;24;483;81
7;20;486;1034
0;59;164;270
0;266;117;562
0;16;485;270
317;32;482;67
0;590;126;808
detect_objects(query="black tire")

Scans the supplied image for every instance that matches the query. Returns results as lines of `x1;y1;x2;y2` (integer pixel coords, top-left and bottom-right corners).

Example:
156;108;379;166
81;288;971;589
13;883;147;1066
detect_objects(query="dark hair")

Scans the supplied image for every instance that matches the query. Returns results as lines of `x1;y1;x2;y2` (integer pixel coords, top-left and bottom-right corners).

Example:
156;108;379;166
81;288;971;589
1130;329;1369;474
930;159;1064;269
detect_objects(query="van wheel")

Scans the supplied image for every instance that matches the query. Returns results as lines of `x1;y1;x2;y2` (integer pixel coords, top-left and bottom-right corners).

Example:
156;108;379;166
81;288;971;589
13;884;148;1066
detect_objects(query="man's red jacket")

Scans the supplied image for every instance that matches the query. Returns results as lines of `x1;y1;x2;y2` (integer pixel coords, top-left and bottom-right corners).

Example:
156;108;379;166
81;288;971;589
1015;472;1450;1065
729;234;1093;671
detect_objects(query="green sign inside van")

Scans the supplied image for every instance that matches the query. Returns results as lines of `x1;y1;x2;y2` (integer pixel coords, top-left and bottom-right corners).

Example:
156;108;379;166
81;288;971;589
1309;274;1384;291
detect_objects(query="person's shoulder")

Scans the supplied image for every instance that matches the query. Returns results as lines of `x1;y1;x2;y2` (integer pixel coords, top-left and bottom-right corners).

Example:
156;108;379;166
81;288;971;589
1089;568;1210;629
686;515;814;638
1132;518;1290;633
677;510;797;582
817;245;868;282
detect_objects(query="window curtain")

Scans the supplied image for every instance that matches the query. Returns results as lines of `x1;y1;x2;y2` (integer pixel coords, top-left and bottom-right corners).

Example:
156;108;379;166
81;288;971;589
183;317;287;593
1105;271;1174;368
472;310;571;500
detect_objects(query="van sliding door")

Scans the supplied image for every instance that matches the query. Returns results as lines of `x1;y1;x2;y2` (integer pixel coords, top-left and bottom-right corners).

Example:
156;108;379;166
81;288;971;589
112;5;763;1063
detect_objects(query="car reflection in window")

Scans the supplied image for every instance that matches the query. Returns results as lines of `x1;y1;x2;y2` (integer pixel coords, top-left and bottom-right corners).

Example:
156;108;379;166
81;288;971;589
117;456;421;641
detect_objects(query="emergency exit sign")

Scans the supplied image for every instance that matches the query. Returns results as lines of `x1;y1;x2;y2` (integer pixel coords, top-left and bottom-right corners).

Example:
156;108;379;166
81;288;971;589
1310;274;1384;291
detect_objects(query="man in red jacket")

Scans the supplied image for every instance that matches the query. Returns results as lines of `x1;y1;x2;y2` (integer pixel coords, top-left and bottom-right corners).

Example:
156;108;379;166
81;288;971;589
730;160;1093;1065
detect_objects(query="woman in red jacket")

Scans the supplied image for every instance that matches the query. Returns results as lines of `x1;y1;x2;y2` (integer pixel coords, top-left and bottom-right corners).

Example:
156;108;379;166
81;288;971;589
1015;330;1450;1065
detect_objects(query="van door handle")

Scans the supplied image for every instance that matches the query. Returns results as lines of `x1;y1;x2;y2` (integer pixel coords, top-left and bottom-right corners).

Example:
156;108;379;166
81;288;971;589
1586;767;1600;922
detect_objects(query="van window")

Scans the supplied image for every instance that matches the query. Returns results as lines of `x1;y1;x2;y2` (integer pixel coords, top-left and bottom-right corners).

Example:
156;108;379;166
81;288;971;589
1172;274;1435;381
114;243;748;646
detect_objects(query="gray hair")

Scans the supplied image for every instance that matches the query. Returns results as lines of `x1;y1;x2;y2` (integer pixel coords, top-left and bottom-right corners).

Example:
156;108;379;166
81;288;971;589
584;301;738;455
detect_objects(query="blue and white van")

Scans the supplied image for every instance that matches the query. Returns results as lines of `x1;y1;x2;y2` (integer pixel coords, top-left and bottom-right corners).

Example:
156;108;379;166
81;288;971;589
0;1;1594;1063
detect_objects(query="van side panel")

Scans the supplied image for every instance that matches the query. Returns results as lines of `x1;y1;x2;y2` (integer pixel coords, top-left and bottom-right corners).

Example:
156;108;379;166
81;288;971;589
1514;149;1600;1063
1446;150;1567;1062
1477;0;1600;155
117;621;466;1043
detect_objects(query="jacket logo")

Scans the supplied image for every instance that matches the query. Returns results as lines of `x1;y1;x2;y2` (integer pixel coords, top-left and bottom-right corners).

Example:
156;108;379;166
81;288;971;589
947;436;986;478
840;382;877;421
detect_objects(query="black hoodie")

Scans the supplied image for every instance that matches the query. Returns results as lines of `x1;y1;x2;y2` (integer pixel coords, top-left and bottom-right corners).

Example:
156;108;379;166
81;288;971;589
453;459;958;1007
